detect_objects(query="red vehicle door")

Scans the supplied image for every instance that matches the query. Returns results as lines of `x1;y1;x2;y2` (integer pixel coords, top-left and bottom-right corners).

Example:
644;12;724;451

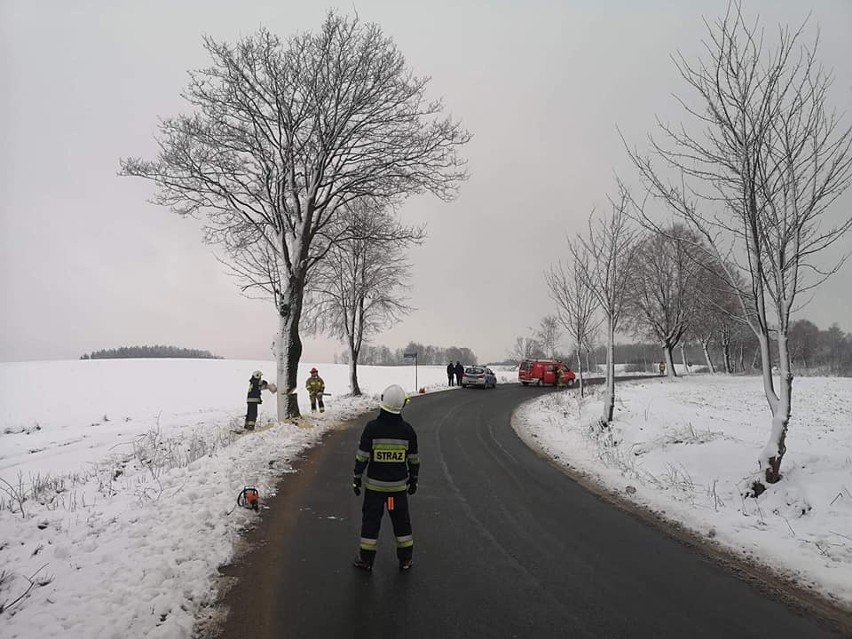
543;362;558;385
520;359;574;386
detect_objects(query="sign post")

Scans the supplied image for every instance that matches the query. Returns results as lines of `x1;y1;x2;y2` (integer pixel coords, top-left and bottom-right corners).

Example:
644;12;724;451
403;352;418;391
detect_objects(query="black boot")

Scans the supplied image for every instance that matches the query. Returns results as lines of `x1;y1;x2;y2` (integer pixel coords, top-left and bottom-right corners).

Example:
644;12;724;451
352;557;373;572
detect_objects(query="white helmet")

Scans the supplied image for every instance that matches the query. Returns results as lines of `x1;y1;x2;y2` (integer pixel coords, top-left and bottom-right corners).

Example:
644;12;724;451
252;370;263;379
380;384;408;414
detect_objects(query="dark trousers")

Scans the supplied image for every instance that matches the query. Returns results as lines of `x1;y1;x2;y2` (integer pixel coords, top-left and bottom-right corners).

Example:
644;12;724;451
309;393;325;411
448;374;454;386
358;489;413;564
245;402;258;429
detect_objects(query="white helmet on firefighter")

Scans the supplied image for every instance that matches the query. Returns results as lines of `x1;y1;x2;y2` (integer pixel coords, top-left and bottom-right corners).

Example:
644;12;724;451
380;384;408;414
252;370;263;379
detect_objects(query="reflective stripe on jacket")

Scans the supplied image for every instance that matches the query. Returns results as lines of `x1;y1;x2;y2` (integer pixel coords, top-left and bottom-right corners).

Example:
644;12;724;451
247;377;263;403
353;410;419;493
306;376;325;395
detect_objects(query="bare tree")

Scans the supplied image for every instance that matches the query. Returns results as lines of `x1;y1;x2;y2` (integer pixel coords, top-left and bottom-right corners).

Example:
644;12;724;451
688;257;745;374
303;200;424;395
571;190;637;426
120;15;470;419
582;330;600;375
536;316;562;360
626;2;852;483
686;279;719;375
510;337;543;364
787;319;820;370
546;249;600;397
623;225;703;377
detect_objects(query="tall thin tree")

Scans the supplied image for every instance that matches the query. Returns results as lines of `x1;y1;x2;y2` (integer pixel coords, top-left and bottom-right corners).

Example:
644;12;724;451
303;201;424;395
536;316;562;361
626;2;852;482
571;189;637;426
546;250;600;397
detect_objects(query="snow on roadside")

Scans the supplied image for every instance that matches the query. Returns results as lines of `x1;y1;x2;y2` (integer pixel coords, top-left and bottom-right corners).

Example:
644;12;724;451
513;374;852;609
0;360;452;639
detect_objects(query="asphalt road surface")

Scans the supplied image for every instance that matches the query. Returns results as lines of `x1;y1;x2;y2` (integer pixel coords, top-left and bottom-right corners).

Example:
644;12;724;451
211;383;846;638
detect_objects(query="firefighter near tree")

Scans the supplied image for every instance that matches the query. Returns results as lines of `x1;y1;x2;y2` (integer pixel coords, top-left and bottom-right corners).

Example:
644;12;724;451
306;367;326;413
244;370;268;431
351;384;419;572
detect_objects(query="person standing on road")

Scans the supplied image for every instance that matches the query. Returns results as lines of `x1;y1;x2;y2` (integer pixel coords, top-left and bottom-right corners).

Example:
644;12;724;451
659;361;666;376
245;370;268;431
352;384;419;572
454;361;464;386
446;362;455;386
306;367;326;413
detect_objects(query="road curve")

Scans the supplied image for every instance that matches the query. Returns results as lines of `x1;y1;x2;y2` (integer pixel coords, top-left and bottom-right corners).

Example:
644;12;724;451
209;383;843;638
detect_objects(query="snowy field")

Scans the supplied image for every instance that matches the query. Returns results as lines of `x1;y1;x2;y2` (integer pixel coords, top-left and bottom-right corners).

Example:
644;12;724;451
1;359;850;637
0;359;512;638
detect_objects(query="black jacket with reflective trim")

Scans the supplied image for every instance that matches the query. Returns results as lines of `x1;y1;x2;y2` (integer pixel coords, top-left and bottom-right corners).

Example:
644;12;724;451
353;410;419;491
246;377;263;403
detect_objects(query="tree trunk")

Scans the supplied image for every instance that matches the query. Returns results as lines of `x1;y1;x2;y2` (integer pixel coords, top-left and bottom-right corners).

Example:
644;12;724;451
701;338;716;374
576;349;585;398
679;342;688;374
663;344;676;378
275;288;304;420
720;327;732;374
349;300;363;396
601;318;615;426
348;343;362;396
759;332;792;483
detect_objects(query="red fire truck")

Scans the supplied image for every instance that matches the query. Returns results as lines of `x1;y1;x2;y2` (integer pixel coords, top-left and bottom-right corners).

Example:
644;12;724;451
518;359;576;387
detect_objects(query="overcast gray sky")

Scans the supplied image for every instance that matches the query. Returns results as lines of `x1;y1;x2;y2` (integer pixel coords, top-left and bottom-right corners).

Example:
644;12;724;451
2;0;851;364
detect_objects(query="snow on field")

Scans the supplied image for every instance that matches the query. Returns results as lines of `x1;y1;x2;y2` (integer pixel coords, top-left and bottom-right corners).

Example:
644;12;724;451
1;359;849;638
0;359;464;639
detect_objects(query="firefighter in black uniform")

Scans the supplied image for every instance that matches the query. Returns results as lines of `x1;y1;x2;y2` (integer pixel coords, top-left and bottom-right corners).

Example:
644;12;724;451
352;384;419;572
244;370;267;431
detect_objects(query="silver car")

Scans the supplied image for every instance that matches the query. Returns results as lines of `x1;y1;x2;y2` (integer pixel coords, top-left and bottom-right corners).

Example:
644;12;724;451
461;366;497;389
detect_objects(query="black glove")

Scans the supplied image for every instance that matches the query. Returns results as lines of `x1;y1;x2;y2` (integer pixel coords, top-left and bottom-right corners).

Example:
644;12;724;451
407;481;418;495
352;476;362;496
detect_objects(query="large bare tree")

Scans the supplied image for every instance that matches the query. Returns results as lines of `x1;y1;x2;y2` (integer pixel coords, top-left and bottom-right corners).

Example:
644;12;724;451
624;225;703;377
302;200;424;395
546;250;600;397
120;14;470;419
627;2;852;482
571;190;637;425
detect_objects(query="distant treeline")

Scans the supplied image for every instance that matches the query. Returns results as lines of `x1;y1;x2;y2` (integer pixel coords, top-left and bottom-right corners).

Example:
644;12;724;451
550;320;852;377
336;342;478;366
80;345;223;360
